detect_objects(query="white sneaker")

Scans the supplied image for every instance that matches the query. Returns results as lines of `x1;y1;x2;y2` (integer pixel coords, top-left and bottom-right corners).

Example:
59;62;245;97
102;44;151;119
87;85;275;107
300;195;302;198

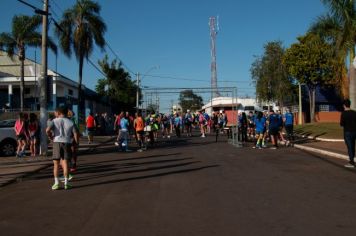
114;142;119;146
344;163;355;168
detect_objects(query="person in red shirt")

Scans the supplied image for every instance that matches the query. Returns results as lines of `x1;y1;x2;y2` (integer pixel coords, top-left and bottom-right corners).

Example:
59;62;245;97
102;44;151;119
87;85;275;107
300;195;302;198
86;112;96;144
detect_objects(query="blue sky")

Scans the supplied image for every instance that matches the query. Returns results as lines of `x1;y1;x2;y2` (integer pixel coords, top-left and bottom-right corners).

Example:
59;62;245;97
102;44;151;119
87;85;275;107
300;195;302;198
1;0;327;111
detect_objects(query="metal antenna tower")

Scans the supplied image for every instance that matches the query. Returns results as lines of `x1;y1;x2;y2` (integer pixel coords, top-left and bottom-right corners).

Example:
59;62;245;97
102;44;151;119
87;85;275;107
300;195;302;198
209;16;220;98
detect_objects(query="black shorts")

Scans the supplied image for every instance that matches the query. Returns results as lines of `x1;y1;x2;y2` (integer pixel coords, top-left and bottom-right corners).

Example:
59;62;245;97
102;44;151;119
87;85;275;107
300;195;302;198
17;134;26;141
136;130;144;137
269;127;279;136
87;127;95;136
52;142;72;160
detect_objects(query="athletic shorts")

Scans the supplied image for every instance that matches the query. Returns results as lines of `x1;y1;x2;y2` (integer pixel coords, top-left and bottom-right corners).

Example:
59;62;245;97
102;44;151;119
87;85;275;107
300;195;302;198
136;130;144;137
255;130;264;135
17;134;26;141
269;127;279;136
87;127;95;136
53;142;72;160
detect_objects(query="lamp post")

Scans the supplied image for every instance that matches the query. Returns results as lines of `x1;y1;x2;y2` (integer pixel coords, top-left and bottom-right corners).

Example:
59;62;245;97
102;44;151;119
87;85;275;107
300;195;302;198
136;66;159;113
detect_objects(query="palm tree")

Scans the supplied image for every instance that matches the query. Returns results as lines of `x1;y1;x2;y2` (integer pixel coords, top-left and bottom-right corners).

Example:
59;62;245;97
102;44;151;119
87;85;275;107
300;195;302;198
0;15;57;111
311;0;356;108
55;0;106;116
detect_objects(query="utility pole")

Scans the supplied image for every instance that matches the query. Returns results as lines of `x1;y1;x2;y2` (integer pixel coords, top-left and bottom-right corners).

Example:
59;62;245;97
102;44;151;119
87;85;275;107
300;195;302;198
39;0;48;155
298;82;303;125
136;72;140;113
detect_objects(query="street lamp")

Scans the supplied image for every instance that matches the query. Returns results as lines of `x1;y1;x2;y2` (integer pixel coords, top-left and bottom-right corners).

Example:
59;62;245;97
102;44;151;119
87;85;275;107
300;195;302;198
136;66;159;112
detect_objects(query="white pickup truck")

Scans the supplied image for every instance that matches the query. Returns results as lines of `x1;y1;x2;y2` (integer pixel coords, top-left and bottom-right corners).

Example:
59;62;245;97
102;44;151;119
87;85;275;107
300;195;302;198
0;120;17;156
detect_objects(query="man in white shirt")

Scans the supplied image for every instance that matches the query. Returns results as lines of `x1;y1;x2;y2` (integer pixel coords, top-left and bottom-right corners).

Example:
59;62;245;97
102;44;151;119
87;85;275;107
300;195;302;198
46;106;78;190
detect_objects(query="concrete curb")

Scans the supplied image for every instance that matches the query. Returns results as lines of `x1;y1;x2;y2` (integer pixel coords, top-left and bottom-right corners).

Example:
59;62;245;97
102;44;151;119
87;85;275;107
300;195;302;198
294;144;348;161
295;134;343;142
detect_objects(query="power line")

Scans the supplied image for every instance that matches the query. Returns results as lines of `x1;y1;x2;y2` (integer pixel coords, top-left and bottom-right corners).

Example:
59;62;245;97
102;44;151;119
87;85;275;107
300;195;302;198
105;42;135;75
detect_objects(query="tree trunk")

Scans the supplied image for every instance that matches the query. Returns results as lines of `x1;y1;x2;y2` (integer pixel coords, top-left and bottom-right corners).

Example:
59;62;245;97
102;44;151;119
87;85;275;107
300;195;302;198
349;50;356;109
19;46;25;112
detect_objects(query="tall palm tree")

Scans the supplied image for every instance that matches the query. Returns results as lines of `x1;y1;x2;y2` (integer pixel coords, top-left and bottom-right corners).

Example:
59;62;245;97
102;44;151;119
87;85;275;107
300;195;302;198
0;15;57;111
55;0;106;115
311;0;356;108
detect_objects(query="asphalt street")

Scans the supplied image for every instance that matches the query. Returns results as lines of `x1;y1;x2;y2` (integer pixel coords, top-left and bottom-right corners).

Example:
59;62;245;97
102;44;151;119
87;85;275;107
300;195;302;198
1;134;356;236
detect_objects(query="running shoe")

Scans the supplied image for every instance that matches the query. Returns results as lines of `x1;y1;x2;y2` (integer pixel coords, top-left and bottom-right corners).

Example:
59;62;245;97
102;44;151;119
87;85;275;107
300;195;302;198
64;183;72;190
114;142;119;146
60;174;73;182
137;149;143;152
344;163;355;168
270;146;277;150
51;183;60;190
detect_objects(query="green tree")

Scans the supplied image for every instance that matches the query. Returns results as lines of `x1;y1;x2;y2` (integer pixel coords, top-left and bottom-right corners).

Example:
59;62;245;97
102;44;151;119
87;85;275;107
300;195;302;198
312;0;356;108
284;33;340;122
95;55;139;112
250;41;294;108
0;15;57;110
55;0;106;115
178;90;203;112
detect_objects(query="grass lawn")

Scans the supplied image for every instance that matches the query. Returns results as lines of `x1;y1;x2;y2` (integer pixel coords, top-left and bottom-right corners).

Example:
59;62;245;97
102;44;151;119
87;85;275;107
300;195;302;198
294;122;343;140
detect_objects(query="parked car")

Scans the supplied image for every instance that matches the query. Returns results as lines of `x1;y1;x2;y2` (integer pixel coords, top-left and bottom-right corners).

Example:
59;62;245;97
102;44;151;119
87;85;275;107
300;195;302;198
0;119;17;156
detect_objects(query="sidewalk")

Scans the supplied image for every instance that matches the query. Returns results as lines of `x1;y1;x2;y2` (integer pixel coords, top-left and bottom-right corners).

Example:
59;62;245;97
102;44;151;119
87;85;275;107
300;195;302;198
0;136;115;187
294;136;349;162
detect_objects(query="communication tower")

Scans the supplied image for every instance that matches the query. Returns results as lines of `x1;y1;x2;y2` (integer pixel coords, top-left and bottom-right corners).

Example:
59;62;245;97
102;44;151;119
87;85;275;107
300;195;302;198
209;16;220;98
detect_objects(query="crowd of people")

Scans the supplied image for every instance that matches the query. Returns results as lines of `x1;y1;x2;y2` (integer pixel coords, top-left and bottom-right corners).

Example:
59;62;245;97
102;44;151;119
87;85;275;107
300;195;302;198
85;110;229;152
9;99;356;190
237;109;294;149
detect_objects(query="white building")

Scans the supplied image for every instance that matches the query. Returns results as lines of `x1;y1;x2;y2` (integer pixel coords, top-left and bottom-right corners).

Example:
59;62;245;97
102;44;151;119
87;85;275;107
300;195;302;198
202;96;258;115
0;50;109;113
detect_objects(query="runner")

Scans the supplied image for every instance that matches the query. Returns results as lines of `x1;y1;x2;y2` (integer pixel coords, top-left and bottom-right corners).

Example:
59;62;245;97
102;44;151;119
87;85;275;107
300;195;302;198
46;106;78;190
239;112;248;143
67;109;80;172
174;113;181;138
199;111;206;138
267;109;279;149
283;108;294;147
253;111;267;149
247;111;256;141
276;110;286;144
28;113;39;157
117;113;130;152
86;112;96;144
14;112;28;158
134;112;145;152
185;110;193;137
162;114;171;138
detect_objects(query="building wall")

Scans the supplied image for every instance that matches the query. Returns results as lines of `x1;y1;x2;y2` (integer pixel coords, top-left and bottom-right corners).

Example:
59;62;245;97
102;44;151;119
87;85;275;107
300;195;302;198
314;112;340;123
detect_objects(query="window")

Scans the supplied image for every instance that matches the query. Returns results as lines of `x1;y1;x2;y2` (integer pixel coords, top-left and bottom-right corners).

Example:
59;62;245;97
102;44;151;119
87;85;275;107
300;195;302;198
68;89;73;96
319;105;329;112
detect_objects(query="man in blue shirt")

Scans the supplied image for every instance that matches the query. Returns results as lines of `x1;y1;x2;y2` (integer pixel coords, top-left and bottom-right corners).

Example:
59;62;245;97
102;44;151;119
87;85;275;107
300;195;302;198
283;108;294;147
268;109;279;149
